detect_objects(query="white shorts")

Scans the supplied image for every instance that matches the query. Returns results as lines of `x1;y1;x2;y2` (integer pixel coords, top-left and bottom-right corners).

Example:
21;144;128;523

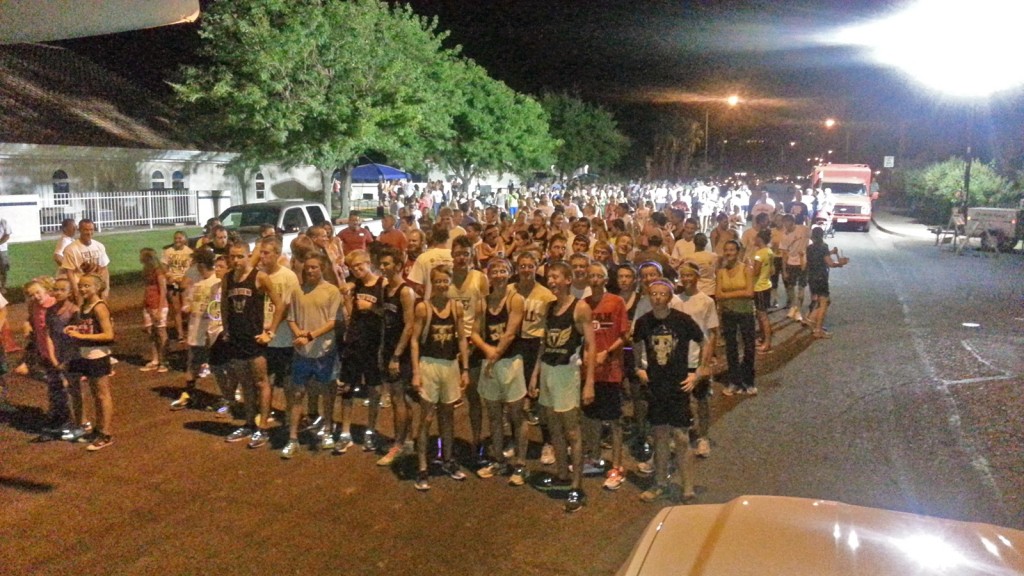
143;307;168;328
418;357;461;405
478;356;527;404
539;362;580;413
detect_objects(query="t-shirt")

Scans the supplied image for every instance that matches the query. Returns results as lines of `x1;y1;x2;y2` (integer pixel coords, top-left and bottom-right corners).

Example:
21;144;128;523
378;228;408;253
54;234;75;271
162;245;194;282
807;241;831;283
670;238;695;266
448;269;487;338
338;226;373;254
517;282;556;340
586;292;629;383
263;266;300;347
678;291;718;369
685;251;719;297
408;247;454;301
61;239;110;274
289;281;342;359
186;274;221;347
633;309;703;386
752;247;774;292
781;225;810;266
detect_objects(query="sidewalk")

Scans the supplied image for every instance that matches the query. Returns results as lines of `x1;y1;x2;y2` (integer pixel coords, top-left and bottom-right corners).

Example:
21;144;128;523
871;208;937;241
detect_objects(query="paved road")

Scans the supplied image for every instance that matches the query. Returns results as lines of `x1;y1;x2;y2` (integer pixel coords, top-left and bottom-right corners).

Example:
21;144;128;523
2;217;1021;575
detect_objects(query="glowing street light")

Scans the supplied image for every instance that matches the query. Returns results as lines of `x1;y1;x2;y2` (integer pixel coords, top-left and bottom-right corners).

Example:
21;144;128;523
705;94;741;167
824;118;836;129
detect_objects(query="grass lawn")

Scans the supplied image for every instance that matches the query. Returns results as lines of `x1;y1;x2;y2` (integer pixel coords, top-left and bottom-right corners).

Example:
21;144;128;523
7;226;202;302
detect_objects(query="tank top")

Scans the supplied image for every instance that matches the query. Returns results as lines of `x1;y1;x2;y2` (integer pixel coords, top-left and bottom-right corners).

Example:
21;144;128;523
421;301;459;360
474;293;514;364
719;264;754;314
345;277;384;349
225;268;263;340
75;300;112;359
381;282;406;356
541;299;582;366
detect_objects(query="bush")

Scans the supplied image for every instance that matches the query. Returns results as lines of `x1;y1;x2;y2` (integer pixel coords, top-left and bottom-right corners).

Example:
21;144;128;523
903;157;1014;224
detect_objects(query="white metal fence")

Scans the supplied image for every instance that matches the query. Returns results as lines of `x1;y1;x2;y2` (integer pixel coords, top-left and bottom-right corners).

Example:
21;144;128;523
39;189;198;233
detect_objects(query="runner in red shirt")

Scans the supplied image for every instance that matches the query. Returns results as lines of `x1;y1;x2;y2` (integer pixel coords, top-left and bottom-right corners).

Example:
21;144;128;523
337;213;374;255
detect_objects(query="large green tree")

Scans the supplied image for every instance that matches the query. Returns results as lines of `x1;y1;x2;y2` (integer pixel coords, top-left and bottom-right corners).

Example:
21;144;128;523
540;92;629;179
174;0;458;215
436;61;557;191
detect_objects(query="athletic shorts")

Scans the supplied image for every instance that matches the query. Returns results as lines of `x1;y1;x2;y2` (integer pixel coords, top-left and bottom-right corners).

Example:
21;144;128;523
292;354;336;387
478;356;527;404
418;357;461;404
538;362;580;413
754;289;772;312
340;348;382;388
646;384;692;428
208;334;231;367
783;266;807;288
809;276;830;298
67;356;112;378
225;333;263;361
265;346;293;387
143;307;168;328
582;381;623;421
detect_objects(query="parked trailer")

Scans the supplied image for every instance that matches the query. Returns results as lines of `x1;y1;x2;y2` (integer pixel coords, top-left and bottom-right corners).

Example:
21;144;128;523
965;207;1023;252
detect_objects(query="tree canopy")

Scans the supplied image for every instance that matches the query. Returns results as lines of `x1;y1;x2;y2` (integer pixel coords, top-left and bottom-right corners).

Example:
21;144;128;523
435;61;557;190
903;157;1013;223
540;92;629;179
174;0;459;213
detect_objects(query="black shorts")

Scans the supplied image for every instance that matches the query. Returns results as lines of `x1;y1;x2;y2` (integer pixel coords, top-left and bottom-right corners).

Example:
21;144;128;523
646;384;692;428
226;334;263;361
340;348;382;388
208;334;231;367
382;351;413;384
783;266;807;288
754;289;772;312
265;347;294;387
516;338;542;383
808;276;830;297
582;381;623;421
68;356;112;378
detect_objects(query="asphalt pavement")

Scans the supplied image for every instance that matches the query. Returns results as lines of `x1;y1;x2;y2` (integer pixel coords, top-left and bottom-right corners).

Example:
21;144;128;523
2;215;1021;575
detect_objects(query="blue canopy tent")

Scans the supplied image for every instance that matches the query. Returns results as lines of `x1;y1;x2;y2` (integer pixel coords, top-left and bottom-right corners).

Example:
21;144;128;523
350;163;410;182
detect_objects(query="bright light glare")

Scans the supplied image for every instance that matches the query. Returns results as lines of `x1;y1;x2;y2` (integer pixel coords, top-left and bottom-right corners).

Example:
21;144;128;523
980;537;1000;558
824;118;836;128
727;94;740;106
834;0;1024;98
892;535;967;569
848;530;861;552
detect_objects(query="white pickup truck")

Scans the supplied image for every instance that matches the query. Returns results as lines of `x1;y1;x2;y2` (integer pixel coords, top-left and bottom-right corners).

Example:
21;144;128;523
216;200;383;258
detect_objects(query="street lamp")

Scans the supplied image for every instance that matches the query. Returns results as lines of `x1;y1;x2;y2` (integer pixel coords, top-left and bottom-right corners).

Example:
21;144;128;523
704;94;741;168
833;0;1024;215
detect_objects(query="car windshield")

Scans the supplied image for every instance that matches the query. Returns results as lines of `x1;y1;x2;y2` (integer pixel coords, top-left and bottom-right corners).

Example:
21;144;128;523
825;182;867;195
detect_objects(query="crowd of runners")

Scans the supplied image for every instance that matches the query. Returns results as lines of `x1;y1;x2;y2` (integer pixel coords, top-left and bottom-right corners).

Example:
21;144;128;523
4;179;850;513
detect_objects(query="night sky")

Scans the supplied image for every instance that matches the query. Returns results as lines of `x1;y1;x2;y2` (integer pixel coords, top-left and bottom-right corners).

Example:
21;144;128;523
52;0;1024;173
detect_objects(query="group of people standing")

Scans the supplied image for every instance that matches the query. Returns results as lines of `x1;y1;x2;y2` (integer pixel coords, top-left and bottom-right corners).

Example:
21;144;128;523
11;181;850;513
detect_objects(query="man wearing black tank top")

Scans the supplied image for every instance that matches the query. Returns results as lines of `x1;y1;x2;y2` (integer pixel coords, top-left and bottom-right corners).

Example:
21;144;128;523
222;242;286;450
528;261;596;513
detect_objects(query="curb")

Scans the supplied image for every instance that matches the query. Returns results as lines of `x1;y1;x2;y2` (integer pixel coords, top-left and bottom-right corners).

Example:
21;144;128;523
871;215;908;238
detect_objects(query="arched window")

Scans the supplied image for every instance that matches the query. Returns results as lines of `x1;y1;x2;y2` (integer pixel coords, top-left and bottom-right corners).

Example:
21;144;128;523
172;171;185;189
151;170;165;189
52;170;70;206
255;172;266;200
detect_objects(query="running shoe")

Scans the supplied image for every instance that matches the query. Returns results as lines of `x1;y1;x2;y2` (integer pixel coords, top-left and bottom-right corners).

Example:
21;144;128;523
640;485;669;503
502;443;515;459
170;391;191;411
443;461;467;481
636;458;654;476
320;429;336;451
363;430;378;453
376;445;403;466
536;475;572;490
695;438;711;458
210;399;231;419
414;471;431;491
476;462;502;479
247;429;269;449
198;364;211;379
301;415;324;433
565;489;587;513
508;466;527;487
226;426;252;443
745;386;759;396
157;364;169;373
525;407;540;426
603;467;626;491
582;459;605;476
61;423;93;442
333;432;353;455
86;434;114;451
540;443;556;465
139;361;160;372
721;384;741;396
281;439;299;459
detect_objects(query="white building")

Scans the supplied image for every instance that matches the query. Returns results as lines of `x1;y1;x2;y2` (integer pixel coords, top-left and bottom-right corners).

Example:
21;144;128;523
0;44;326;242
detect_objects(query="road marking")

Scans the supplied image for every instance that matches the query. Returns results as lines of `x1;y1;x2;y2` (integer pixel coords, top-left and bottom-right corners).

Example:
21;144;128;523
940;340;1011;386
